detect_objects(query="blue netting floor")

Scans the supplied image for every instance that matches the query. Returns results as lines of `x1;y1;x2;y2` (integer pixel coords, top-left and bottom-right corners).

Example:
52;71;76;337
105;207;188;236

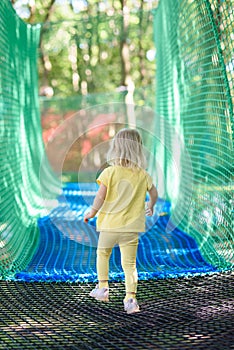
15;183;217;282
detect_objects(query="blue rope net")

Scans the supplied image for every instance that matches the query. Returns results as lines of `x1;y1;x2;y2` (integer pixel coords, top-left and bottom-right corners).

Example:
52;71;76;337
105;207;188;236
15;183;217;282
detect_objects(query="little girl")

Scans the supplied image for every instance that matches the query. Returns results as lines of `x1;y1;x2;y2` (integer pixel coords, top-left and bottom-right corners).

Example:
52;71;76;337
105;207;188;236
84;128;158;314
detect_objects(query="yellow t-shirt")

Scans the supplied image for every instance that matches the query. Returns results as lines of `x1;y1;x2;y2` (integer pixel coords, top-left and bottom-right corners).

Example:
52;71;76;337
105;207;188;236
96;165;153;232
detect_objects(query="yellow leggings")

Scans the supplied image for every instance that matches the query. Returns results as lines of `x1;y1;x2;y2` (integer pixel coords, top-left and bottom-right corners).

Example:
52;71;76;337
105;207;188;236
97;231;138;296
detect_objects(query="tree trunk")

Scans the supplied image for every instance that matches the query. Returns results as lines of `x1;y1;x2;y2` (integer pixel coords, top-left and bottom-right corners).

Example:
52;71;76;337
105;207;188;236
138;0;145;84
119;0;135;127
39;0;56;96
120;0;131;87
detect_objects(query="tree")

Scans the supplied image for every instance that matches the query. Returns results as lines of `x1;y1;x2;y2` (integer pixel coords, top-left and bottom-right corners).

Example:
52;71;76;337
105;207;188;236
11;0;157;98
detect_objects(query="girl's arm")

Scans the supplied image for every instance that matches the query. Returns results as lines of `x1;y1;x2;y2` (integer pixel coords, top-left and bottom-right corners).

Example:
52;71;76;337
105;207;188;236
146;185;158;216
84;183;107;221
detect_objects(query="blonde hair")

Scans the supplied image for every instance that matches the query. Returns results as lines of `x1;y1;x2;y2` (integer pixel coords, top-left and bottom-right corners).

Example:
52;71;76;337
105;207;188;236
107;128;146;169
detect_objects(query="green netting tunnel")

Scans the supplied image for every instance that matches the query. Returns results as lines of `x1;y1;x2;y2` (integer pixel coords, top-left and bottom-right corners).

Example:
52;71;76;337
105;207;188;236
0;0;233;282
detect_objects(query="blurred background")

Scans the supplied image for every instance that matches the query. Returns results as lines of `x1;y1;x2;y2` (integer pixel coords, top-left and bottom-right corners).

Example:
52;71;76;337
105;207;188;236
11;0;159;181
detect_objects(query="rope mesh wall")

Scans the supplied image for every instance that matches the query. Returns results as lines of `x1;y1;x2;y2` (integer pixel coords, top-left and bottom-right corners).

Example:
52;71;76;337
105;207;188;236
0;0;59;278
0;0;233;282
153;0;233;269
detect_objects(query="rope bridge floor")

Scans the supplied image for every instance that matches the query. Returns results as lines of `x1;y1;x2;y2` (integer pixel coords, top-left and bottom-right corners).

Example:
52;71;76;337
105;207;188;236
15;183;218;282
0;272;233;349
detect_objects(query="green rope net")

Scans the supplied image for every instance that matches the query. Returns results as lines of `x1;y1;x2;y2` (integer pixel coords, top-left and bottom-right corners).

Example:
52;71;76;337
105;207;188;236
153;0;233;268
0;0;233;280
0;0;59;278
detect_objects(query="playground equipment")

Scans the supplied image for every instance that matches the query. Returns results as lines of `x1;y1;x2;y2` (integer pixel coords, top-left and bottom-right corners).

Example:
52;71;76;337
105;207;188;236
0;1;233;349
0;0;233;283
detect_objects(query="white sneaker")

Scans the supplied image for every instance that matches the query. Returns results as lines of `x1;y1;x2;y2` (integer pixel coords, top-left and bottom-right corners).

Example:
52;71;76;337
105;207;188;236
89;285;109;302
124;298;140;314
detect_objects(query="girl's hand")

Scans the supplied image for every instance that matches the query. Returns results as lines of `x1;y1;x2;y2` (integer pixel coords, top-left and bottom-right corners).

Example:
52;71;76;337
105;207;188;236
84;212;92;223
145;203;153;216
83;184;106;223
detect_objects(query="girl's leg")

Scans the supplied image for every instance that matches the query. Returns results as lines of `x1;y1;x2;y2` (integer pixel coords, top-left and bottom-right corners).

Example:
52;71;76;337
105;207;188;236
97;231;117;288
97;248;112;288
119;233;138;301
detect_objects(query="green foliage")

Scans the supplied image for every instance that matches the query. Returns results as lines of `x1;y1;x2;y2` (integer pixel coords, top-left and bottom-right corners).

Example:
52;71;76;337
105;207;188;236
12;0;157;98
39;11;155;97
